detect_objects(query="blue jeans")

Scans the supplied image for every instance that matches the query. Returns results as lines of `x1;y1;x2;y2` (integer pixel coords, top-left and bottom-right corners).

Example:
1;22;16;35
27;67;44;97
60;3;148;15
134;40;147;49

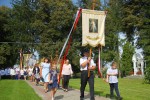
15;74;18;80
109;83;120;97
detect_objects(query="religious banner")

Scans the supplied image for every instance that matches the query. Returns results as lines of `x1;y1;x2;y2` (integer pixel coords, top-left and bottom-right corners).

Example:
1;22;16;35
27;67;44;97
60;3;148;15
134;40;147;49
23;54;32;67
82;9;106;47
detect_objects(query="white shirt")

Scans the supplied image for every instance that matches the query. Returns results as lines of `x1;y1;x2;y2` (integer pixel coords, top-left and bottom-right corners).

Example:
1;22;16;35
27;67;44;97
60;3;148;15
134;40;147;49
15;68;20;74
1;70;5;75
6;68;10;75
24;69;27;72
20;69;24;75
5;69;9;75
107;68;118;83
62;64;73;75
10;69;15;75
80;57;96;71
28;68;33;75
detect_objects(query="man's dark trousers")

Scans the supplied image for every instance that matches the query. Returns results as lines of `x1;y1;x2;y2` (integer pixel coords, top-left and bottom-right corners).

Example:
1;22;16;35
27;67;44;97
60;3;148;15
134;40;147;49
80;70;95;100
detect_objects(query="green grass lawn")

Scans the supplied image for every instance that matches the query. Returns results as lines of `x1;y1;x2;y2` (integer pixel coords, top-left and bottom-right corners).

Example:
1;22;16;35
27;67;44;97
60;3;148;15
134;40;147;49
0;80;41;100
69;78;150;100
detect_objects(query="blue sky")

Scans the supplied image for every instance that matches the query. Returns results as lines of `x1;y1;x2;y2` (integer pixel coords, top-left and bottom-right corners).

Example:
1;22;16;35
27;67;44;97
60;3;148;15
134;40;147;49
0;0;12;8
0;0;104;8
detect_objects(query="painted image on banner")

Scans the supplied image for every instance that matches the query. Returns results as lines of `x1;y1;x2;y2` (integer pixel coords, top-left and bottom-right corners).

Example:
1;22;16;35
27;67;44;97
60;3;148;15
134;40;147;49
89;18;98;33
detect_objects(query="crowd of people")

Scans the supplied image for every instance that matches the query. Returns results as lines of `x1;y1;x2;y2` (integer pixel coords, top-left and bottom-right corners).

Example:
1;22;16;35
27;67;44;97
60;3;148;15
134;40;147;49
39;58;73;100
0;67;32;80
0;49;122;100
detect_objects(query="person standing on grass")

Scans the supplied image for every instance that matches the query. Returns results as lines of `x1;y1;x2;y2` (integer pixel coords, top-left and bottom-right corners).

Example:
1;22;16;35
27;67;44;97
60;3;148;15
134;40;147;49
0;69;1;80
24;67;28;80
6;67;11;79
15;67;20;80
62;59;73;92
1;68;5;79
10;68;15;79
48;61;59;100
40;58;51;93
4;68;8;79
20;68;24;79
33;64;40;86
106;62;122;100
28;66;33;82
80;49;96;100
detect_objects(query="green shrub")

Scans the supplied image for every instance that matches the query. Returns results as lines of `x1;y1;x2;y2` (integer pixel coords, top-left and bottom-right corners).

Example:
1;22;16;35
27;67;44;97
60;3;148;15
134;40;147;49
144;67;150;83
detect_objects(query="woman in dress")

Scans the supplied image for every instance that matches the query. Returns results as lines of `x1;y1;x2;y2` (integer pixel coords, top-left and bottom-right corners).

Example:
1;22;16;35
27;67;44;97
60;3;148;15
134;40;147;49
40;58;51;93
62;59;73;92
48;61;58;100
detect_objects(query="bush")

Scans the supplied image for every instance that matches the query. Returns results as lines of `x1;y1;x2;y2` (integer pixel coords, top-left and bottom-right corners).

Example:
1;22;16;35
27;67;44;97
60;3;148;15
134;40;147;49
144;67;150;83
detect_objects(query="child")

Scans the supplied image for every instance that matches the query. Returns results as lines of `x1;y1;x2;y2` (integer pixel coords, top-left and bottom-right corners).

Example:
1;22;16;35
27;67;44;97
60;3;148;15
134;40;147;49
24;67;28;80
33;64;40;86
48;62;59;100
106;62;122;100
28;66;33;82
20;68;24;79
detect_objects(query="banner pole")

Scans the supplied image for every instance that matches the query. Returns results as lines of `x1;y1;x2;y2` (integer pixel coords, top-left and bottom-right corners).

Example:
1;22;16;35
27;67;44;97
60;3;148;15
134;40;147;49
88;0;96;77
20;48;23;70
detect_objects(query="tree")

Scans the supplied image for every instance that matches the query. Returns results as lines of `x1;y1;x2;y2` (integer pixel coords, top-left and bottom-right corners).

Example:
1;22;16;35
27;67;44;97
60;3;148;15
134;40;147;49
71;0;101;73
101;0;122;67
136;0;150;83
0;6;16;67
6;0;37;47
77;0;101;10
31;0;76;58
121;41;134;77
2;0;40;67
121;0;142;42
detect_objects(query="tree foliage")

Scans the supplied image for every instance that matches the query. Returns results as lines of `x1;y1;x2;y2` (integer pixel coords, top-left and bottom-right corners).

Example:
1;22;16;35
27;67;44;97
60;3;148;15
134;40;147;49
0;0;149;79
136;0;150;83
121;41;134;77
0;6;18;67
32;0;76;58
101;0;122;66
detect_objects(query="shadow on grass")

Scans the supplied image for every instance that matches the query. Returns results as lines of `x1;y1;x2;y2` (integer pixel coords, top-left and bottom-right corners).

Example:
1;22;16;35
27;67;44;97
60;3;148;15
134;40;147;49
95;90;104;96
84;91;105;99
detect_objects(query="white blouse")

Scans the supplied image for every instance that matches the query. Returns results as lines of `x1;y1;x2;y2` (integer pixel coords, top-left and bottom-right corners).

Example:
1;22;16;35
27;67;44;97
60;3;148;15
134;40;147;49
62;64;73;75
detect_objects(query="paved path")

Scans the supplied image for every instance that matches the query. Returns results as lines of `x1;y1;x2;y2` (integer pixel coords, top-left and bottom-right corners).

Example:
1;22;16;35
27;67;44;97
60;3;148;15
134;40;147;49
26;80;109;100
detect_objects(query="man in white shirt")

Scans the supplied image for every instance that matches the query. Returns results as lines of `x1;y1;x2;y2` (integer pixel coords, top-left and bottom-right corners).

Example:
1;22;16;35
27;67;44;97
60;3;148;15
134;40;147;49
1;68;5;79
7;68;11;79
5;68;8;79
80;49;96;100
15;67;20;80
20;68;24;79
10;68;15;79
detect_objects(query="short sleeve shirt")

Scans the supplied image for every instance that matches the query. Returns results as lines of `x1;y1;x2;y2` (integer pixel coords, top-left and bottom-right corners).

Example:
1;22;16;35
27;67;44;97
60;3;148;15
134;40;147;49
107;68;118;83
80;57;96;71
1;70;5;75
